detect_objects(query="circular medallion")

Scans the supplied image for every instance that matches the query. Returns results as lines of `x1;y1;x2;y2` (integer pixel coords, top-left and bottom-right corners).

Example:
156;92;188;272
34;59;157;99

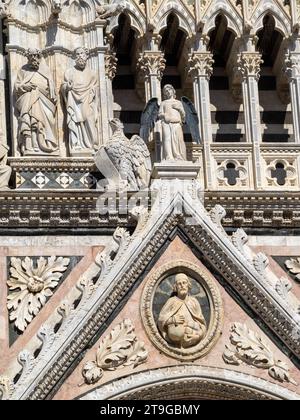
141;260;223;361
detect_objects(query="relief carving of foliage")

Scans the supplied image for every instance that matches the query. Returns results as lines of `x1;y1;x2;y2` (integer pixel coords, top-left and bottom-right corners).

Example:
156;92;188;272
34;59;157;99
7;256;70;332
285;257;300;282
82;319;148;385
223;323;297;385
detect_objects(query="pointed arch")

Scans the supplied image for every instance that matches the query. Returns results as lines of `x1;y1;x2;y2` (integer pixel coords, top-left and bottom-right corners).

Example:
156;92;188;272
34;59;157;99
106;0;146;37
203;0;243;37
252;1;291;37
9;0;52;26
78;366;300;400
153;0;195;37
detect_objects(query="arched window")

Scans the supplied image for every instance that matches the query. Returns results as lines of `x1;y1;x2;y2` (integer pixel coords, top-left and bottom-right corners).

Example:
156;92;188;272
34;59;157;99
208;14;243;143
257;15;291;143
112;13;144;138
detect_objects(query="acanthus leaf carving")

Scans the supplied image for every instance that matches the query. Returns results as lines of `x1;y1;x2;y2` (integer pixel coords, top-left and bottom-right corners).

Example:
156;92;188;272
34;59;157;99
253;252;269;277
237;52;263;81
7;256;70;332
223;322;297;386
285;257;300;282
275;277;292;301
137;52;166;81
188;52;214;80
82;319;148;385
0;377;14;401
209;204;227;234
231;228;249;260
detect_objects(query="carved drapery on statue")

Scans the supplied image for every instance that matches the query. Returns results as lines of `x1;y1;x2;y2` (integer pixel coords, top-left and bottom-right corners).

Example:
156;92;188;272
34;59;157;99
94;118;151;191
14;49;58;156
158;273;207;348
141;261;223;361
62;47;99;156
0;143;11;189
140;85;200;162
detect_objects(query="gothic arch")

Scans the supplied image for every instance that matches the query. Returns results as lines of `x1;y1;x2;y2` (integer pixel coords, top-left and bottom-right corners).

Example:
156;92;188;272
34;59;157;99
78;366;300;400
106;0;146;37
10;0;52;26
252;1;291;37
203;0;243;37
153;0;194;37
60;0;96;26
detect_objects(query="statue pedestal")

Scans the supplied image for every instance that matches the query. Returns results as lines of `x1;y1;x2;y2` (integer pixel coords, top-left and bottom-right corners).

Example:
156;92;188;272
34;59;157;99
152;161;201;181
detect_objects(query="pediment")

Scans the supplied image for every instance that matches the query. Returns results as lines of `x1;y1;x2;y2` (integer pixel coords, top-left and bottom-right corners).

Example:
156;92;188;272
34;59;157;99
53;236;300;400
1;180;299;400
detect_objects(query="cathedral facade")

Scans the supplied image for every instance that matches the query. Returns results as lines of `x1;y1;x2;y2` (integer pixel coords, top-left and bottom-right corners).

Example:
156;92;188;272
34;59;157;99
0;0;300;400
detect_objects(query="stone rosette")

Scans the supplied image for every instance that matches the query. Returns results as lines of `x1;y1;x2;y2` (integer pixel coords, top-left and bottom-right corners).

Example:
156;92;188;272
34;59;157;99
140;260;223;361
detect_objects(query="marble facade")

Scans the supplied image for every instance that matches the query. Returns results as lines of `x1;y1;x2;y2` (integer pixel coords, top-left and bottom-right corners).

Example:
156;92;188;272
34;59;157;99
0;0;299;401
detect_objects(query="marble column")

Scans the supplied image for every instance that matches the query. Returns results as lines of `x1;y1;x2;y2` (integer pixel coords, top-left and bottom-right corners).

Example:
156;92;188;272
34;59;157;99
95;19;110;145
237;51;264;189
284;50;300;144
188;50;214;189
0;19;7;149
137;50;166;102
137;48;166;161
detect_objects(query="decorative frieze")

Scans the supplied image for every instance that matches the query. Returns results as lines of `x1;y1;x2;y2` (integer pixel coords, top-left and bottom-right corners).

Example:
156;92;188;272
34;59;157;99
7;256;70;332
105;51;118;81
223;322;297;386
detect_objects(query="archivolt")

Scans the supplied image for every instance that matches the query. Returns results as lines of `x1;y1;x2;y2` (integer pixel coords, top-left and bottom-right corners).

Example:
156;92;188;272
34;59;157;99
78;365;299;400
153;0;194;36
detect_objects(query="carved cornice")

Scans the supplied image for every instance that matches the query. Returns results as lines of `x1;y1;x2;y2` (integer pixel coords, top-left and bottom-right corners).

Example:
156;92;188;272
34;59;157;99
237;52;263;81
0;190;300;229
188;52;214;80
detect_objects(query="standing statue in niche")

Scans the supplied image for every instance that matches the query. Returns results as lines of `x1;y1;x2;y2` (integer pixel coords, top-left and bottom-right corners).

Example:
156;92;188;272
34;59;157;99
0;143;11;189
62;47;98;155
140;85;201;161
14;49;58;156
158;273;207;348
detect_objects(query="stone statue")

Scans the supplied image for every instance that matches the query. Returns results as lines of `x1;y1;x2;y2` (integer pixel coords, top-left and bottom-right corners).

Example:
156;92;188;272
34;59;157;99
158;273;207;348
0;143;11;189
159;85;187;161
140;85;201;162
62;47;98;155
14;48;58;156
94;118;151;191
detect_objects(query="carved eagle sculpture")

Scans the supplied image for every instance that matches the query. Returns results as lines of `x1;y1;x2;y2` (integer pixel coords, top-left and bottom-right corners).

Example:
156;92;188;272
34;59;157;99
140;96;201;144
95;119;152;191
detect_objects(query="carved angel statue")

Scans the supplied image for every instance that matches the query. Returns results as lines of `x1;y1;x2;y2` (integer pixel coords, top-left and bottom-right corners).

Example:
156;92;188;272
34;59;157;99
140;84;201;161
94;118;151;191
96;1;126;20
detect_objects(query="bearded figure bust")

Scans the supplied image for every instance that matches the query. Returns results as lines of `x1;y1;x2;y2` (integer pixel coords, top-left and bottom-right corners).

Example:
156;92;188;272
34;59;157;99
158;273;207;348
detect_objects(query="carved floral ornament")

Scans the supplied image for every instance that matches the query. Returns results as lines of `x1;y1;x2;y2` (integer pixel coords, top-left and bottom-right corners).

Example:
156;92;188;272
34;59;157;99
140;260;223;361
81;319;148;385
285;257;300;282
223;323;297;386
7;256;70;332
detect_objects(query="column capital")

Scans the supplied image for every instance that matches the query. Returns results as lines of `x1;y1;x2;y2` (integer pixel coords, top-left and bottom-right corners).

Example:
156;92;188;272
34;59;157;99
105;51;118;80
237;52;263;80
137;51;166;81
283;52;300;79
188;52;214;80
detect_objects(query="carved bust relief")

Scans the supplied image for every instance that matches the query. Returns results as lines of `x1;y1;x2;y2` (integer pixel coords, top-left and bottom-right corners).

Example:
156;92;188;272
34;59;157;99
141;261;223;361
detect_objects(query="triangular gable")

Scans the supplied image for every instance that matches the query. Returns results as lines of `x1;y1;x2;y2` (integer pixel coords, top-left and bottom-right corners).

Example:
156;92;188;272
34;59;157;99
1;178;299;400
